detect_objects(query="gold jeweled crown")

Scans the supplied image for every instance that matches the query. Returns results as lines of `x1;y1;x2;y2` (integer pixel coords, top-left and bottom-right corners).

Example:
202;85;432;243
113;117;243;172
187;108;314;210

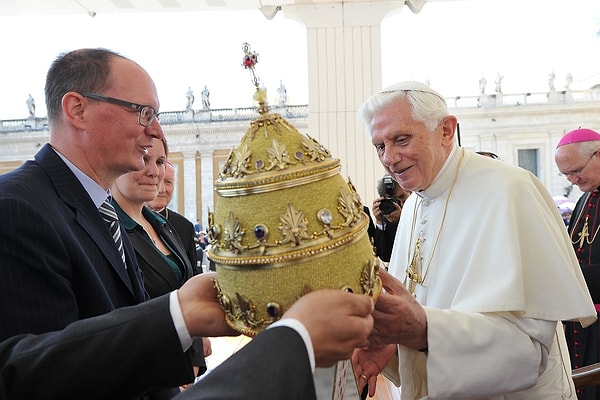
208;43;381;336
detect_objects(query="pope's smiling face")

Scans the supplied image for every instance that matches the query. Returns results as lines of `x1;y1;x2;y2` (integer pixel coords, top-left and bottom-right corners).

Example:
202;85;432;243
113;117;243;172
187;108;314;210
370;98;456;192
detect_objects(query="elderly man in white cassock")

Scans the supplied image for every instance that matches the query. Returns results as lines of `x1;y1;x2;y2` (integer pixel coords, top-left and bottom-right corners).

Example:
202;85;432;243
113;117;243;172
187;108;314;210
352;81;597;399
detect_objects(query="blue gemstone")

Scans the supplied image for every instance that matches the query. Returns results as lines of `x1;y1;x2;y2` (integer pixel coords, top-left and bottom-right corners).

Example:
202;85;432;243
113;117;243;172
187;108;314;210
254;225;267;240
266;302;281;318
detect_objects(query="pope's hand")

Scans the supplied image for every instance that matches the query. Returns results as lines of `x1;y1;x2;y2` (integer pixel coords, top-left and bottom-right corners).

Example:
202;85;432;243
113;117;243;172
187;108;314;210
370;269;427;350
352;344;396;397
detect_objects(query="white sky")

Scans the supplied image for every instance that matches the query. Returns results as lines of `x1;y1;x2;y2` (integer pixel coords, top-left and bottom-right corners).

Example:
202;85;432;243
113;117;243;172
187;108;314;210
0;0;598;120
383;0;600;96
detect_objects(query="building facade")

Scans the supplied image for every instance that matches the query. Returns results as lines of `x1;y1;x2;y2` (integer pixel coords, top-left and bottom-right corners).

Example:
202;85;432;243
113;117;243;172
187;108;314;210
1;89;599;226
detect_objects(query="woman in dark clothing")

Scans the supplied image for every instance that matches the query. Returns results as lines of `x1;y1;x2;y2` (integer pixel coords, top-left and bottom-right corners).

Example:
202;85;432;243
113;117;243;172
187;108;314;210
112;138;207;396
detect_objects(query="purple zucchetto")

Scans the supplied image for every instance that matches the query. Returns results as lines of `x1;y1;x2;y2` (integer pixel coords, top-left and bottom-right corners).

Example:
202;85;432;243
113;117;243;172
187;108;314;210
557;128;600;148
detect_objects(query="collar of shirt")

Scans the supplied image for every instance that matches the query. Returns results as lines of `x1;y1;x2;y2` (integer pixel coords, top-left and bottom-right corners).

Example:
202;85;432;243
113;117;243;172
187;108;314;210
112;202;167;232
417;145;461;200
51;145;109;208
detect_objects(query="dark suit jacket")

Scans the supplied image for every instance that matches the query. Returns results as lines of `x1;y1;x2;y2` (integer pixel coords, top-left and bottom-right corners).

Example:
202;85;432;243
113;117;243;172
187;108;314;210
0;144;148;340
175;326;316;400
372;221;398;262
0;295;194;400
363;205;397;262
159;207;198;272
0;296;313;400
116;205;195;299
0;144;182;400
115;204;206;374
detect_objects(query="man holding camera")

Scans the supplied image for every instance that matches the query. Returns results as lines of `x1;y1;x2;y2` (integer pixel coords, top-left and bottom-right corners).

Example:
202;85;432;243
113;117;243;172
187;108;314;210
371;174;411;262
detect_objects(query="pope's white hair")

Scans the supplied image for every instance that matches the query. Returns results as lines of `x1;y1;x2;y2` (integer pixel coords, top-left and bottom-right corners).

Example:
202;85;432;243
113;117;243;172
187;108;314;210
358;81;449;134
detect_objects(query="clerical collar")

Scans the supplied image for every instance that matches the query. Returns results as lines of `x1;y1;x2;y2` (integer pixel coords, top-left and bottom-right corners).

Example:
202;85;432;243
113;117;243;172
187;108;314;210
416;146;462;200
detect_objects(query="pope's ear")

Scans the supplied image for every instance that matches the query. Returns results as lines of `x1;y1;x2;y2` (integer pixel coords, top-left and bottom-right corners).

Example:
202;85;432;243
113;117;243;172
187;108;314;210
61;92;87;128
441;116;458;143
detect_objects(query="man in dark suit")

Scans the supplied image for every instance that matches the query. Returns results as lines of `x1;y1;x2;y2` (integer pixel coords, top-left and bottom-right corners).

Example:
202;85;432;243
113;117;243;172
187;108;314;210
0;48;173;399
370;175;411;262
0;273;375;400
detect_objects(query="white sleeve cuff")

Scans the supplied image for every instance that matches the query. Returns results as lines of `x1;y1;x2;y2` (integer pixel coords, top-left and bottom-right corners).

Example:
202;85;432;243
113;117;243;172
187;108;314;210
269;318;315;372
169;290;193;352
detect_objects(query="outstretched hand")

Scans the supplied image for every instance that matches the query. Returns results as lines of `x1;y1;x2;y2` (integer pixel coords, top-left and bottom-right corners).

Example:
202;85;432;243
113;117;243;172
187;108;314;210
177;273;239;339
283;289;374;367
352;344;397;397
352;269;428;397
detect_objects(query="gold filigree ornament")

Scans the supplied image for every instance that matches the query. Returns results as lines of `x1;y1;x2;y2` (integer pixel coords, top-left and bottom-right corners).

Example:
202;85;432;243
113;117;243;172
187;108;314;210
209;43;382;336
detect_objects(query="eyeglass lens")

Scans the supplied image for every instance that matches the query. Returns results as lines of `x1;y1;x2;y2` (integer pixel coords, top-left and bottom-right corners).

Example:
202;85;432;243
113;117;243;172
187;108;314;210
140;107;157;126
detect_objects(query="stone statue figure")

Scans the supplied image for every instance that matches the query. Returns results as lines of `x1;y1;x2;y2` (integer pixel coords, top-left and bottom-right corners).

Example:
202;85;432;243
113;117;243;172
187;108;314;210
277;80;287;107
564;73;573;90
495;73;503;94
201;86;210;109
185;87;195;110
548;70;556;92
479;74;487;94
26;94;35;117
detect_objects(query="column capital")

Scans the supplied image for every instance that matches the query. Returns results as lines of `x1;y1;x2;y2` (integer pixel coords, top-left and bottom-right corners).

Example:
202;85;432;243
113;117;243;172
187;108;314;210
282;1;408;28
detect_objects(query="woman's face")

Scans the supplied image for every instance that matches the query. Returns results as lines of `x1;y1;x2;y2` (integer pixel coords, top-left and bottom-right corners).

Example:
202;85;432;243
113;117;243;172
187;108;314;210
113;140;166;204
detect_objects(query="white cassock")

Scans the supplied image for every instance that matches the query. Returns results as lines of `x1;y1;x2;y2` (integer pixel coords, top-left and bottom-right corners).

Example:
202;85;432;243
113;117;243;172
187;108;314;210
313;365;400;400
385;146;596;399
314;362;361;400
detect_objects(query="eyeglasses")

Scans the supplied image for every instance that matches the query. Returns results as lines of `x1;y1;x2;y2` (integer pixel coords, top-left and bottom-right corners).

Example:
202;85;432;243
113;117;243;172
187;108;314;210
81;92;159;127
558;151;597;178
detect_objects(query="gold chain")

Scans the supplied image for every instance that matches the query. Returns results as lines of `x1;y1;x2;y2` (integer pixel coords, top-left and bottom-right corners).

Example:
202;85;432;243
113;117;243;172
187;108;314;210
404;150;464;295
570;192;600;248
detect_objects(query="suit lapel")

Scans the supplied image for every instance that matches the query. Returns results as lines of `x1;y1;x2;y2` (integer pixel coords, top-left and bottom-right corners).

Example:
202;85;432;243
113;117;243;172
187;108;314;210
35;144;143;301
129;232;181;289
159;222;194;280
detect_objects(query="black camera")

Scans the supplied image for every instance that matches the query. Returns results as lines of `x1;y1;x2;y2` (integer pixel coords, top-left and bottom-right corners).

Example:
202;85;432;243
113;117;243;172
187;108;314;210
379;175;399;215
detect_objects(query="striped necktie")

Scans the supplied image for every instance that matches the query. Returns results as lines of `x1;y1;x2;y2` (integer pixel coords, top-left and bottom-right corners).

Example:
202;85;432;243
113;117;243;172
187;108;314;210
99;199;127;268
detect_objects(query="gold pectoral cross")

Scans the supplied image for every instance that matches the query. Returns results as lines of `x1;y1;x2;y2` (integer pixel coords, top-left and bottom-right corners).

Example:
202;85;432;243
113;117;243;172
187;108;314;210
578;217;590;249
406;238;423;295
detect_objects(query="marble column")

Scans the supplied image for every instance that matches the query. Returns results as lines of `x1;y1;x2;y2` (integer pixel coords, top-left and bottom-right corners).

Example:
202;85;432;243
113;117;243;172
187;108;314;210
180;150;198;222
199;149;215;229
281;1;418;205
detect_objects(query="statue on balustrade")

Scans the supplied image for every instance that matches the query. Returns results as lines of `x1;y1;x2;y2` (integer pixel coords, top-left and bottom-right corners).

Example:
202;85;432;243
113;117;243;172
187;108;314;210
277;80;287;107
565;73;574;91
201;85;210;110
26;94;35;118
185;87;195;110
548;70;556;92
479;74;487;95
495;72;503;94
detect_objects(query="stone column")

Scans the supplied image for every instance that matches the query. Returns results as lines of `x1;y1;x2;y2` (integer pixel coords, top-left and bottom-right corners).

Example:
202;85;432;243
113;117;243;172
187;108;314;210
199;149;215;229
281;1;420;203
180;150;198;222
